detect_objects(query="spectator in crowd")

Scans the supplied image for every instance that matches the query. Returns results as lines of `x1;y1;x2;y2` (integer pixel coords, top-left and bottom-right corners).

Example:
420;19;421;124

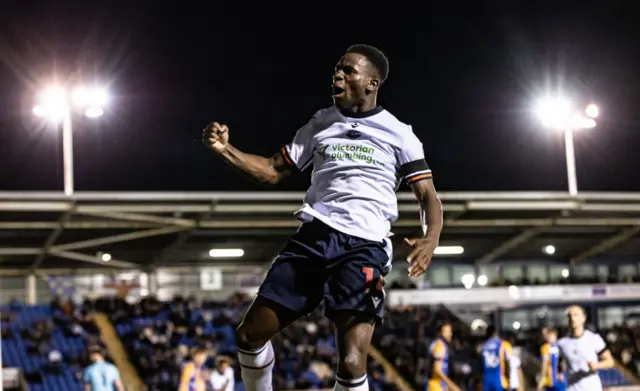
179;346;209;391
210;356;234;391
109;293;398;390
45;347;64;375
84;346;125;391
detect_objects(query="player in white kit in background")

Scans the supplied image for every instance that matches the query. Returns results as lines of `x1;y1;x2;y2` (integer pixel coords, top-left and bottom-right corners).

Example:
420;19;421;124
210;356;234;391
505;334;524;391
203;44;443;391
557;305;614;391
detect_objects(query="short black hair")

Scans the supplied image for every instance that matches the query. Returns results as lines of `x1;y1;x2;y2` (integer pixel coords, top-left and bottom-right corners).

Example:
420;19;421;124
486;324;498;338
346;44;389;84
216;355;232;365
88;345;104;356
438;321;453;332
193;346;208;356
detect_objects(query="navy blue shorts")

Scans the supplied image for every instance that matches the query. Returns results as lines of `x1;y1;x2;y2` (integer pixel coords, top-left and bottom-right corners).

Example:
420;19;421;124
258;218;390;323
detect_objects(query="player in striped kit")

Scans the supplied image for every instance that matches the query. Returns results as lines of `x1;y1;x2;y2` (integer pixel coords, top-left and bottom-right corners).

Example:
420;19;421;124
537;327;565;391
203;44;443;391
179;347;209;391
481;325;512;391
426;322;460;391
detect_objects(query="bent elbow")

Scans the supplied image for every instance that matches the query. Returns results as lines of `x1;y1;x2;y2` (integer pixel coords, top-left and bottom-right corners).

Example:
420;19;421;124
259;172;283;186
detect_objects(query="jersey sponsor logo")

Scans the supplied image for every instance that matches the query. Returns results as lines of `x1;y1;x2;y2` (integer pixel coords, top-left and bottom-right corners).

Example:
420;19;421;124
346;129;361;139
317;143;384;166
483;350;500;368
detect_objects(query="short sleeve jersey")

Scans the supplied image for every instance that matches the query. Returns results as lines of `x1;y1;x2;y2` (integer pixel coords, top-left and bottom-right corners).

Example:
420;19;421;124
541;342;563;387
280;105;431;242
481;337;512;390
426;338;449;390
557;330;607;391
210;367;234;391
84;361;120;391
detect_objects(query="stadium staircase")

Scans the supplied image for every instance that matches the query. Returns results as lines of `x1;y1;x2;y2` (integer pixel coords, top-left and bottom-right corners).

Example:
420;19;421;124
93;313;146;391
369;345;414;391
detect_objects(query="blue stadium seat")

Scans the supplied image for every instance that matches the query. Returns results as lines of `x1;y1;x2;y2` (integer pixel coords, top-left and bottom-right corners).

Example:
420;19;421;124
599;368;632;387
1;305;88;391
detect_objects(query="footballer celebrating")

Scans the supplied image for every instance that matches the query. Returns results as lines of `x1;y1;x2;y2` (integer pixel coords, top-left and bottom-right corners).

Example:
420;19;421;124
202;44;443;391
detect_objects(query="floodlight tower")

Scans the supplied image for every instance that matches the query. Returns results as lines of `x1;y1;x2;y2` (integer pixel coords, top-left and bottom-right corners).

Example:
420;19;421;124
535;99;599;196
33;86;109;196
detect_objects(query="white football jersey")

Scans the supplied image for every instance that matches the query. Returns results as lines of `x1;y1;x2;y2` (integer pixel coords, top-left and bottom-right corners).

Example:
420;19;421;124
557;330;607;391
282;106;431;243
210;367;234;391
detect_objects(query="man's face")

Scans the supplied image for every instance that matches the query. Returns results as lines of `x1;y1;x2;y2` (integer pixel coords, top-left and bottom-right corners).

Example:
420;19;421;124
567;306;586;329
545;330;557;343
217;361;229;373
441;324;453;342
332;53;378;108
193;352;207;366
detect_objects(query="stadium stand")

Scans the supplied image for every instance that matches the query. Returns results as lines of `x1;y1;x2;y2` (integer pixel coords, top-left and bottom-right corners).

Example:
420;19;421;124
374;303;640;391
0;298;102;391
99;293;397;391
3;287;640;391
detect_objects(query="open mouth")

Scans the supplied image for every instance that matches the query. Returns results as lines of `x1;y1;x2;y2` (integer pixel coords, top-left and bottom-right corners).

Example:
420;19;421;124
332;85;345;96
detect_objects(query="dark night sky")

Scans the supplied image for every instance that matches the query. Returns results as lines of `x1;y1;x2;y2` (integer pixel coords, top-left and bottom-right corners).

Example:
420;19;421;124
0;1;639;192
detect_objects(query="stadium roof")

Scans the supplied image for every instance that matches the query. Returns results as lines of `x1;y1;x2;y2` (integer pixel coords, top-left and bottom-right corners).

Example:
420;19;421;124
1;191;640;273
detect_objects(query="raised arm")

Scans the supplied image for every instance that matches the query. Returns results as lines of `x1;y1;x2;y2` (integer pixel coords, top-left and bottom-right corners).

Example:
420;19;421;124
202;122;295;185
202;113;318;185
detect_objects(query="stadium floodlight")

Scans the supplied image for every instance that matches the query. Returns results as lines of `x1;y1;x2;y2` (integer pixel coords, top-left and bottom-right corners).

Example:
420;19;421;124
477;274;488;286
209;248;245;258
33;84;109;196
461;273;475;289
535;98;573;130
85;107;105;118
543;244;556;255
534;97;599;196
101;253;112;262
585;103;599;119
434;245;464;255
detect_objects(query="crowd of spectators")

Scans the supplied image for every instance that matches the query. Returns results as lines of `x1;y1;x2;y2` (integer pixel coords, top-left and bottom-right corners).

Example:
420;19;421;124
99;293;397;391
0;296;107;389
5;274;640;391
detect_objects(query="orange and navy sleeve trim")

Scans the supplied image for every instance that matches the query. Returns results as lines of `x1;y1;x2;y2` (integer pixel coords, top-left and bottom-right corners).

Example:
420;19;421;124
399;159;432;185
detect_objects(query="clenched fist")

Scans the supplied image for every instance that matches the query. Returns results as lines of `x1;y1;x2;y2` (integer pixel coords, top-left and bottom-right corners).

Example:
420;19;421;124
202;122;229;153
